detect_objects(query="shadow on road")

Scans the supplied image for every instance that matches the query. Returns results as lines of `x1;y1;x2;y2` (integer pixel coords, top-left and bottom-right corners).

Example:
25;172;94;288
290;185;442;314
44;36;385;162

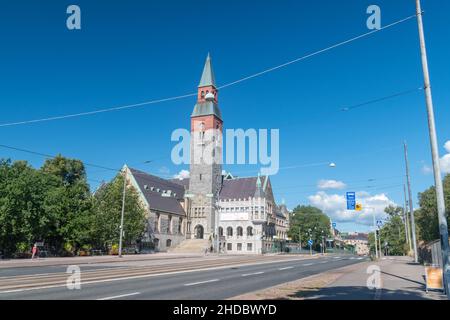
286;286;431;300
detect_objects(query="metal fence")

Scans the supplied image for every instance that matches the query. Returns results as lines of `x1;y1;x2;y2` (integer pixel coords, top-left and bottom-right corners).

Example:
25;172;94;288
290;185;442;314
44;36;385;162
419;239;443;267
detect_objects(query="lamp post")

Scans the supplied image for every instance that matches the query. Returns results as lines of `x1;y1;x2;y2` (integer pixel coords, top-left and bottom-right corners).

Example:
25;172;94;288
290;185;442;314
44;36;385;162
206;192;221;254
118;167;127;258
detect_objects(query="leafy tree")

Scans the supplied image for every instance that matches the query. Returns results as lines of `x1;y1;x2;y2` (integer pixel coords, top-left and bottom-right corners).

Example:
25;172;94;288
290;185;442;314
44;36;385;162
0;160;50;256
379;213;408;256
415;174;450;242
288;205;331;251
40;156;94;253
91;174;146;250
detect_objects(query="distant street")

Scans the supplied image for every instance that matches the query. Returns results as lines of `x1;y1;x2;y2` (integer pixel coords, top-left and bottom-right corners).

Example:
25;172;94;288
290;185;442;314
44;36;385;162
0;254;365;300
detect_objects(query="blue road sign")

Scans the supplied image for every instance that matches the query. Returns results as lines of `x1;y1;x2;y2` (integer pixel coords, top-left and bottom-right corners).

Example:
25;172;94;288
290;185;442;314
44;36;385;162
346;192;356;210
308;239;313;246
332;222;337;228
377;220;383;227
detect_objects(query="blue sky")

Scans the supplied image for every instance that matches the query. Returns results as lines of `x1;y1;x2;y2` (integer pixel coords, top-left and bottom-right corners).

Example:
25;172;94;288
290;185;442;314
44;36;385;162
1;0;449;232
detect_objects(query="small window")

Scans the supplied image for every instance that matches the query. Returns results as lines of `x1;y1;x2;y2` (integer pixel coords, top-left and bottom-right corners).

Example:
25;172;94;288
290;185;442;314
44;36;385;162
227;243;232;251
247;243;252;251
237;243;242;251
199;174;202;181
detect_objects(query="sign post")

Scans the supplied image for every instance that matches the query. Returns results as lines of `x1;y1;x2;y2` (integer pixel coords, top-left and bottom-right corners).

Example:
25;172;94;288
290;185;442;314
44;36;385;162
308;239;313;255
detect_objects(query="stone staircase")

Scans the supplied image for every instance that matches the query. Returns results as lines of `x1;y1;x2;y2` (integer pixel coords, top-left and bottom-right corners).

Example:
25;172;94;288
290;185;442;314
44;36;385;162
169;239;210;254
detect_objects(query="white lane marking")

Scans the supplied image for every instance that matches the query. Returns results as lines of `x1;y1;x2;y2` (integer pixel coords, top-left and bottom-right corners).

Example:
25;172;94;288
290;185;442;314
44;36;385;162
278;266;294;270
302;263;313;266
320;261;327;264
357;257;363;260
97;292;140;300
241;271;264;277
184;279;220;286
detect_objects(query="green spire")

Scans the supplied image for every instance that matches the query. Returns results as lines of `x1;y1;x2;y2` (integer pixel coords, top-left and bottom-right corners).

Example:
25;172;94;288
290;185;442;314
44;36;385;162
256;173;262;188
198;53;216;88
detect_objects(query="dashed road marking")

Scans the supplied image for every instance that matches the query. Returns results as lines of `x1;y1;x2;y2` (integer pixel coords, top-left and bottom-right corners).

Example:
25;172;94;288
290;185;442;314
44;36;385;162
241;271;264;277
184;279;220;286
278;266;294;270
97;292;140;300
302;263;313;266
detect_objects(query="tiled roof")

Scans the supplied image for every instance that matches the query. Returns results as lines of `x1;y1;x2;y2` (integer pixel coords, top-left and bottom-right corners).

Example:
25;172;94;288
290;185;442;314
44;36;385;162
219;176;267;200
129;168;186;216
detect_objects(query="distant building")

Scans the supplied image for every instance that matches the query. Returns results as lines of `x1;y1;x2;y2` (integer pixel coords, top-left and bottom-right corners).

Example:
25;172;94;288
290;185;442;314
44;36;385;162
341;233;369;255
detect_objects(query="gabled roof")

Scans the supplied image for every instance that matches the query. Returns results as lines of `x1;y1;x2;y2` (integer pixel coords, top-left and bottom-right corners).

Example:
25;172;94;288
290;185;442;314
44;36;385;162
219;176;268;200
198;53;216;88
129;168;186;216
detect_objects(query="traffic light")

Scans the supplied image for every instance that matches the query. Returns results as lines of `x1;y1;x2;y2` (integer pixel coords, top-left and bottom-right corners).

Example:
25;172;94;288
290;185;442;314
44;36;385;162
355;203;362;211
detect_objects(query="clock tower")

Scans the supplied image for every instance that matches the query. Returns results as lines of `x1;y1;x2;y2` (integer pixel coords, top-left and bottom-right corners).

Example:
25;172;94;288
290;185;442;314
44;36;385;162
188;53;223;240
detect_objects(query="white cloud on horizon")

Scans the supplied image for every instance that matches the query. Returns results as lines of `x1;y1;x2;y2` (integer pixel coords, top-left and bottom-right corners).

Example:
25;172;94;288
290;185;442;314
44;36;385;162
308;191;396;227
440;141;450;174
317;179;346;190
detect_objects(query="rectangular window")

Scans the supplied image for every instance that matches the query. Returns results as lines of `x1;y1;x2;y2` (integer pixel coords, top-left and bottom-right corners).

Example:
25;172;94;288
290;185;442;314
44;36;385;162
237;243;242;251
227;243;232;251
247;243;252;251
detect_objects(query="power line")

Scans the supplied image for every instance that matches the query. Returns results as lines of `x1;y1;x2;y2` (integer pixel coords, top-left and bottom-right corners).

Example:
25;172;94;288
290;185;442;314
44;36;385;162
0;144;118;172
0;14;417;128
341;87;423;111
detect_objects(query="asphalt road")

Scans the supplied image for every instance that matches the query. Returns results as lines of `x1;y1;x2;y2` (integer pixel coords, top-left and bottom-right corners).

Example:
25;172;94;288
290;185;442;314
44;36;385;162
0;255;366;300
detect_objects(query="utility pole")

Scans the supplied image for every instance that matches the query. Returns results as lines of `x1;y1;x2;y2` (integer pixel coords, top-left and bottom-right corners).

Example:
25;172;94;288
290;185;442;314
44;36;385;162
415;0;450;298
404;142;418;263
378;227;382;257
373;211;379;259
403;184;412;252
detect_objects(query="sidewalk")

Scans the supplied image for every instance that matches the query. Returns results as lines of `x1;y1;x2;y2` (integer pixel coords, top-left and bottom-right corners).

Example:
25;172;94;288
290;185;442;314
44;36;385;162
232;256;446;300
303;256;445;300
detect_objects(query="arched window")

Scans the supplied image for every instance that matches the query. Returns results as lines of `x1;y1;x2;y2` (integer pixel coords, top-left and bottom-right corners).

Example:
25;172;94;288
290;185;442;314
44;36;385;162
227;227;233;237
237;226;243;237
166;239;172;247
201;91;205;97
247;226;253;237
218;227;223;236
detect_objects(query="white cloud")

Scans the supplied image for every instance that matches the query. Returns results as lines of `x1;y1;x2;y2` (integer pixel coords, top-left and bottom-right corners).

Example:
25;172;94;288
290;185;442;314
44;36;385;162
422;164;433;175
308;191;396;227
173;169;190;180
317;179;346;190
440;140;450;174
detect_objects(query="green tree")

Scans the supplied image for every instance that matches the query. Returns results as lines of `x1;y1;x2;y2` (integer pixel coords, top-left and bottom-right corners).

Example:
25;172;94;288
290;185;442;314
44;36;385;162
40;156;94;253
92;174;146;250
415;174;450;242
0;160;50;256
379;213;408;256
288;205;331;251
